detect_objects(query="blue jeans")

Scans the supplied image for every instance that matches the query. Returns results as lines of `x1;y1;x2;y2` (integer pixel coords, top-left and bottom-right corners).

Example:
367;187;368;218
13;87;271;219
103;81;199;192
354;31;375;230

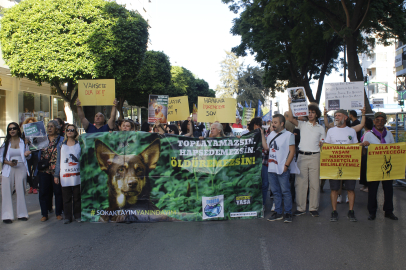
268;170;292;214
261;165;269;205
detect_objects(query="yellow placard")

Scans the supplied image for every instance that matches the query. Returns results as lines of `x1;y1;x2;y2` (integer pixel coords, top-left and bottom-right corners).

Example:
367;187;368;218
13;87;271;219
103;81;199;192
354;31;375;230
78;79;115;106
197;97;236;123
167;96;190;121
320;144;362;180
366;143;406;181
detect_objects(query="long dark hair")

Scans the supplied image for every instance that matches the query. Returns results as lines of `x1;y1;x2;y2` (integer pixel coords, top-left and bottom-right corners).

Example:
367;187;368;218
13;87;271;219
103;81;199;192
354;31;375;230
181;119;196;135
2;122;22;165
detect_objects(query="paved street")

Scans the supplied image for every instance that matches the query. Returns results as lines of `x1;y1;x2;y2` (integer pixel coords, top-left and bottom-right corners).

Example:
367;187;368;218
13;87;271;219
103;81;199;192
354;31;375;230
1;180;406;270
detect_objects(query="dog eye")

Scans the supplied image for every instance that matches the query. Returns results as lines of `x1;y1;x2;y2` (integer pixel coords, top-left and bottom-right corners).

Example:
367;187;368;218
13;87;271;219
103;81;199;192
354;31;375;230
118;167;125;173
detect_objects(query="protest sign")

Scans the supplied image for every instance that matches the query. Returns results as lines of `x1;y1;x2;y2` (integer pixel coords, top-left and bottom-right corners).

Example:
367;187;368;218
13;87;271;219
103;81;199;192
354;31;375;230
197;97;236;123
241;108;256;126
320;144;362;179
372;98;384;108
148;95;169;123
288;87;308;117
78;79;115;106
23;121;48;151
167;96;189;122
366;143;406;181
325;82;364;110
79;131;263;222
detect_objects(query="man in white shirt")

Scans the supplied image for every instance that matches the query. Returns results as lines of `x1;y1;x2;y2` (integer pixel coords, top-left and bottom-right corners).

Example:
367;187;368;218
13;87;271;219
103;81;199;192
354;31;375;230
360;112;398;221
261;114;297;223
288;100;325;217
325;110;358;222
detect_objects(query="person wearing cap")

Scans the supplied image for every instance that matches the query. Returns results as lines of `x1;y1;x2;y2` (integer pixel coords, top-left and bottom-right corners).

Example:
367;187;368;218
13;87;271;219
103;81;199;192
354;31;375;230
360;112;398;221
76;99;118;133
287;99;325;217
232;117;243;128
324;109;359;222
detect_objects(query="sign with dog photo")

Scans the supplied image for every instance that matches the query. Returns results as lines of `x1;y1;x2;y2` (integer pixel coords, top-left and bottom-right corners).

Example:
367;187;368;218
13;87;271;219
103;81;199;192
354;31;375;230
148;94;169;123
288;87;309;117
79;130;263;222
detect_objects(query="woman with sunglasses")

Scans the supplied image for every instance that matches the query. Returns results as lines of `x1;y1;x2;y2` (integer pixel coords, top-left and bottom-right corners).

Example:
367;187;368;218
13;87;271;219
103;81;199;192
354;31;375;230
0;123;31;224
54;124;82;224
165;124;179;135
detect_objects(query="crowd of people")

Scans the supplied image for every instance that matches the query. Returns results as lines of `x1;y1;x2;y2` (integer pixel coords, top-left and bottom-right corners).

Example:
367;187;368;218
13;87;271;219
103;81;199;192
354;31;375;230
0;98;400;224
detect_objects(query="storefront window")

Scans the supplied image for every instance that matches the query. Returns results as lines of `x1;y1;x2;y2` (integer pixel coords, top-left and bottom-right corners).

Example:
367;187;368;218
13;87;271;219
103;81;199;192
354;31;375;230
18;92;50;127
53;97;67;121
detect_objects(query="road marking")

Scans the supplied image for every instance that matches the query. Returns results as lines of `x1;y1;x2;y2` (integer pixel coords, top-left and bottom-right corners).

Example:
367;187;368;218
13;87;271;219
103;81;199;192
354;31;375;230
259;237;272;270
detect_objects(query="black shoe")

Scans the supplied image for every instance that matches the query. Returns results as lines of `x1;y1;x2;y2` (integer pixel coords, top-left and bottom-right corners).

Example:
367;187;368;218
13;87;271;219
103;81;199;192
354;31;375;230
347;210;357;222
330;211;338;222
267;212;283;221
284;213;292;223
3;219;12;224
310;211;319;217
18;217;28;221
385;213;398;220
368;214;376;220
293;210;306;216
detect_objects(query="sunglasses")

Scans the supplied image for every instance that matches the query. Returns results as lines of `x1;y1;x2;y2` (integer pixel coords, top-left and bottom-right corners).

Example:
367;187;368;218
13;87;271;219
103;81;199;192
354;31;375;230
8;127;18;131
66;128;76;132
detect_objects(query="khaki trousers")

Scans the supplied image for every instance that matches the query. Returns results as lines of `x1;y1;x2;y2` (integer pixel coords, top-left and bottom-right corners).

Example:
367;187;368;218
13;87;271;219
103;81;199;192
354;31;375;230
1;163;29;220
295;153;320;212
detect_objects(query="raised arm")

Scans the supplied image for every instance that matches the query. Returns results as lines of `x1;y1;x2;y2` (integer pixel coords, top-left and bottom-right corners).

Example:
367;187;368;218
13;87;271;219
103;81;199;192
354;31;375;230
108;99;118;130
324;107;334;131
351;107;366;132
76;99;90;131
261;128;269;151
287;98;299;127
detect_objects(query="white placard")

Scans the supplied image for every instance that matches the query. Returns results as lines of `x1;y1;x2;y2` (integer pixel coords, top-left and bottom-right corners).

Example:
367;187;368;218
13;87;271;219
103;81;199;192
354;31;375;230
372;98;384;108
287;87;309;117
202;195;224;220
325;82;364;110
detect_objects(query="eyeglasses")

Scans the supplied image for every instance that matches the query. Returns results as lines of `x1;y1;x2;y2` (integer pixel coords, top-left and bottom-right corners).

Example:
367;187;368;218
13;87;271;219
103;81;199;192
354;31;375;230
8;127;18;131
167;129;174;133
66;129;75;132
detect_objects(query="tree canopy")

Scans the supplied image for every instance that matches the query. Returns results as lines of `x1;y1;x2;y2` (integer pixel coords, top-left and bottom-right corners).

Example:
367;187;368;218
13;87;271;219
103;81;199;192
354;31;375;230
215;51;240;98
0;0;149;109
237;65;268;114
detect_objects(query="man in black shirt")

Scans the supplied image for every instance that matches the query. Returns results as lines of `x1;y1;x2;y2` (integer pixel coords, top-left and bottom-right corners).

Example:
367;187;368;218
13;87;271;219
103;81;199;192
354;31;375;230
349;110;361;142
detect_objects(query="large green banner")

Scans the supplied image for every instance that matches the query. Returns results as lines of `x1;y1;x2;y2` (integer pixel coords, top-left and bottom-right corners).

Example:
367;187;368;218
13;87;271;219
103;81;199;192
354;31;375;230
79;131;263;222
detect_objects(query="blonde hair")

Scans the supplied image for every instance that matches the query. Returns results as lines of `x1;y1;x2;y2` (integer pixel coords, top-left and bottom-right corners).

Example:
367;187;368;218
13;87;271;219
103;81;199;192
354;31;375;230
22;117;37;126
63;124;79;142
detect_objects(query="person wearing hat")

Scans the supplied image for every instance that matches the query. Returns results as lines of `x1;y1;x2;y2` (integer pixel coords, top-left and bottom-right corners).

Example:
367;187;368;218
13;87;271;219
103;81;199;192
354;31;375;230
360;112;398;221
324;109;359;222
76;98;118;133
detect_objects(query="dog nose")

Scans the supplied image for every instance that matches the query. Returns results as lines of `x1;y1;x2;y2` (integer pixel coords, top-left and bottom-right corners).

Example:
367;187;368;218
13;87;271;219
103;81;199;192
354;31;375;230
127;179;138;188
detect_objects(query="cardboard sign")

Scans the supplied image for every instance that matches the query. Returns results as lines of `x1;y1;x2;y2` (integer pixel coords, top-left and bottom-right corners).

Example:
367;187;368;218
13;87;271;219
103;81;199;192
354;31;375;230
288;87;309;117
367;143;406;181
148;94;169;123
78;79;115;106
197;97;236;123
325;82;364;110
241;108;256;126
320;144;362;179
23;121;46;137
167;96;189;122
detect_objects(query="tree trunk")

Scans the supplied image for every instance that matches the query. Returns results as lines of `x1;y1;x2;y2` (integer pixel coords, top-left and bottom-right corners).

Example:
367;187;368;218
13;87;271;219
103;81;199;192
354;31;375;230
64;101;73;124
117;97;125;120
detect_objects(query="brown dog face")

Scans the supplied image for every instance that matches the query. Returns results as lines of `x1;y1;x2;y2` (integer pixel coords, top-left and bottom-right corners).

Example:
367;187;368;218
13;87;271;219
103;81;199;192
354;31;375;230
95;139;160;208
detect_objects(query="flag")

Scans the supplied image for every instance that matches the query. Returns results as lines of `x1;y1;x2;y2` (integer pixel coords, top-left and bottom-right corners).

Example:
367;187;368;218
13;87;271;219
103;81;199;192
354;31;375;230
238;102;244;110
245;101;248;108
250;100;252;108
257;100;263;117
193;104;198;114
236;108;240;117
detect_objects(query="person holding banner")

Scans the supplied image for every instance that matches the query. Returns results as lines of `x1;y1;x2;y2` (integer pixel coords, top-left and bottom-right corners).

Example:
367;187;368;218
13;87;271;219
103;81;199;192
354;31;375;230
360;112;398;221
181;118;201;137
287;100;325;217
75;98;117;133
121;119;136;131
324;110;358;222
261;114;299;223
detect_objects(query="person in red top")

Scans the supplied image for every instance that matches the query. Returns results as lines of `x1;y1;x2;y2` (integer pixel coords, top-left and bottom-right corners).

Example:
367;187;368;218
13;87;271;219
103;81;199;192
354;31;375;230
232;117;243;128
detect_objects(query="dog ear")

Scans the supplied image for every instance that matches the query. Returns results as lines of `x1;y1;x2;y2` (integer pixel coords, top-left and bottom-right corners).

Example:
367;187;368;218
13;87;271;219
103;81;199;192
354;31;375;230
95;140;117;171
140;138;161;170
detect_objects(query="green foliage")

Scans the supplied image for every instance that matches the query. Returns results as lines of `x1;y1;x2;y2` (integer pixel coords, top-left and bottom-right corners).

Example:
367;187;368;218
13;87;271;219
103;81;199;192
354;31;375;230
237;66;268;113
215;51;240;98
79;131;263;222
0;0;149;107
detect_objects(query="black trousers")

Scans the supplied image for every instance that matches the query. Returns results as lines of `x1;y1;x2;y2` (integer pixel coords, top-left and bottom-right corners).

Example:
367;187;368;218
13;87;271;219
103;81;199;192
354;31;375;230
62;185;81;221
27;154;39;189
368;180;394;214
38;172;63;217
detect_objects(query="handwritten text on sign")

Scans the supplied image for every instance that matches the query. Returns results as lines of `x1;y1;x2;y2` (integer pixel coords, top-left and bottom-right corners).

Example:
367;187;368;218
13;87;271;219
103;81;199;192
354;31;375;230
197;97;236;123
167;96;190;121
325;81;364;110
367;143;406;181
78;79;115;106
319;144;362;180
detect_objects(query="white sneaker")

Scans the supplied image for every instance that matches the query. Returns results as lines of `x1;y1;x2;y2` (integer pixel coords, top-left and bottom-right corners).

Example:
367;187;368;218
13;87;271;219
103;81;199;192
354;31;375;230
271;203;275;211
337;195;342;204
346;195;349;203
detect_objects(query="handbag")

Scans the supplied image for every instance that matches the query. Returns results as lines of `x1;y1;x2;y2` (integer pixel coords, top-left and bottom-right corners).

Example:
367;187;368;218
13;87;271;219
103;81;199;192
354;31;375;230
38;137;59;171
